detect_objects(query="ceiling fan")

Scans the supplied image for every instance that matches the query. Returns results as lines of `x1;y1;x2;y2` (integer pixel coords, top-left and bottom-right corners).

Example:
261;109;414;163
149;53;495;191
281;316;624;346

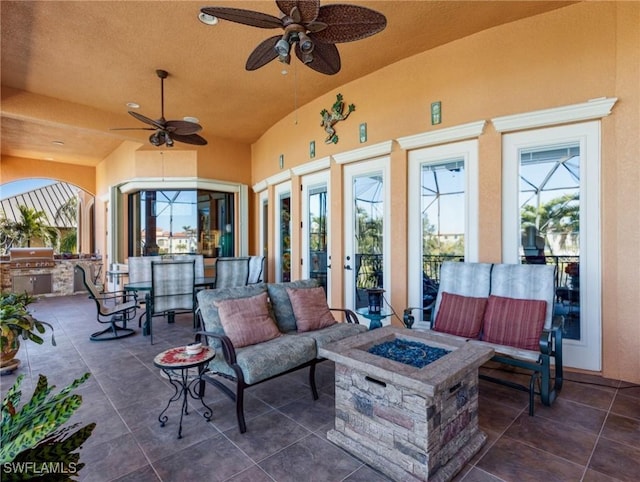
200;0;387;75
112;69;207;147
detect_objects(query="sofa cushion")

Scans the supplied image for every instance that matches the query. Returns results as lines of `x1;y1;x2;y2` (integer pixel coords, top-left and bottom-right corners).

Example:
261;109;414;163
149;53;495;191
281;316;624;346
286;286;336;332
300;323;368;355
197;284;268;337
482;295;547;350
205;334;317;385
433;292;487;338
215;292;281;348
267;279;320;332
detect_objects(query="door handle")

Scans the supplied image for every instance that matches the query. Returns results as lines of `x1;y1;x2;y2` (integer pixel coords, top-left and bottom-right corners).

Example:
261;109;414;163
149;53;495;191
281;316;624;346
344;264;352;270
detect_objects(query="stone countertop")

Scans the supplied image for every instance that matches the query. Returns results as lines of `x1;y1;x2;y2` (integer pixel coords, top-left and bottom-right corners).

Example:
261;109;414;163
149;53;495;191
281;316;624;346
318;326;494;397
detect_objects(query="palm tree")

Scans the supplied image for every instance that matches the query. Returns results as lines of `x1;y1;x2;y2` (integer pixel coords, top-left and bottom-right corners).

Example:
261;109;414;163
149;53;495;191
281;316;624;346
521;193;579;254
55;196;78;253
12;205;59;248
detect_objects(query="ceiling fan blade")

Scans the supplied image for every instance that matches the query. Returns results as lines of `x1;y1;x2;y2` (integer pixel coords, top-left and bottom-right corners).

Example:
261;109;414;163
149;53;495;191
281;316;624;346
165;120;202;135
297;41;341;75
313;4;387;43
246;35;281;71
276;1;319;23
128;111;165;130
171;133;208;146
110;127;155;131
200;7;282;29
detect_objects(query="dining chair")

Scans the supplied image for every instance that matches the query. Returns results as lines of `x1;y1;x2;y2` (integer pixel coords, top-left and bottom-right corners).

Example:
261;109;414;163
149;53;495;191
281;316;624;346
77;264;138;341
214;257;250;288
173;254;205;278
247;255;265;284
148;259;196;344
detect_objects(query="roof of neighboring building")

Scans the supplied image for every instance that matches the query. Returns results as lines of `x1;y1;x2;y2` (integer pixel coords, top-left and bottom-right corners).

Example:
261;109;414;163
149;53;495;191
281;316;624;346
0;182;78;228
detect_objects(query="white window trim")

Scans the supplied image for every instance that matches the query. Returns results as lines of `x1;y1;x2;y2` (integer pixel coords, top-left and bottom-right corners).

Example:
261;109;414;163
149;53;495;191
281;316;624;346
492;98;617;133
333;140;393;165
397;120;486;150
291;157;331;176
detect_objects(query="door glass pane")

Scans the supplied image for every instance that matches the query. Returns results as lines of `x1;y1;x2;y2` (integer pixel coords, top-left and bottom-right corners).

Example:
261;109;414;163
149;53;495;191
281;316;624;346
519;144;580;340
353;173;384;309
420;159;465;315
279;193;291;282
308;185;327;291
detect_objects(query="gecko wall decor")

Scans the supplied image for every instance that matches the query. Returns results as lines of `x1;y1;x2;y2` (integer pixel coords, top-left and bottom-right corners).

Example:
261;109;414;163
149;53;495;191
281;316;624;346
320;94;355;144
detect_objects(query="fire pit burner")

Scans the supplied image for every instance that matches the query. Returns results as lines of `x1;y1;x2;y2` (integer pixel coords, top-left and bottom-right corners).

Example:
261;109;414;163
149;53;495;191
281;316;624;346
368;339;450;368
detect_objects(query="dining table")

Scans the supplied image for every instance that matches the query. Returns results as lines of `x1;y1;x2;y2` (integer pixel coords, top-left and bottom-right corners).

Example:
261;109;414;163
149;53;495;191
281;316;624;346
124;277;216;336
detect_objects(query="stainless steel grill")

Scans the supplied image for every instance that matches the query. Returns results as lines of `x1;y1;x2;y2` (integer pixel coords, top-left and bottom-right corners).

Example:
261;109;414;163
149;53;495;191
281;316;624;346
9;247;56;268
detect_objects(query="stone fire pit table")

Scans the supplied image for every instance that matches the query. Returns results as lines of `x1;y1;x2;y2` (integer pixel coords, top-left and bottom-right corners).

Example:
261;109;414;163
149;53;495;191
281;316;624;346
319;326;494;482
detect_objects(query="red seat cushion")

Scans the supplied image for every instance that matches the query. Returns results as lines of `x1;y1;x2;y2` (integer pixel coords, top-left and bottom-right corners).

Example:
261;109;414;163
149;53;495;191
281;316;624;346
482;295;547;350
433;292;488;338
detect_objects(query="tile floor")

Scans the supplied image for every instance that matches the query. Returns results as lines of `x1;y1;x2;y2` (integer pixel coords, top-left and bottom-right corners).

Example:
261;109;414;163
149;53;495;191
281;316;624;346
1;294;639;482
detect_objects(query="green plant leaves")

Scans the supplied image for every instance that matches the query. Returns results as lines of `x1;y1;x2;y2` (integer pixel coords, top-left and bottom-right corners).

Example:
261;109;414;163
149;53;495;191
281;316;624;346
0;373;93;479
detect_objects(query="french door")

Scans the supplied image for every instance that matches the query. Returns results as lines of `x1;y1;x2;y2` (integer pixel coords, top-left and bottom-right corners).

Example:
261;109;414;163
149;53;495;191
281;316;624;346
503;121;601;371
301;171;330;298
343;157;390;325
407;140;479;319
274;181;291;283
258;189;268;282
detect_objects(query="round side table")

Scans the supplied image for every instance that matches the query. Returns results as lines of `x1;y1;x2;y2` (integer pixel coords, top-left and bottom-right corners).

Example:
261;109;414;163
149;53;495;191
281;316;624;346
153;346;215;439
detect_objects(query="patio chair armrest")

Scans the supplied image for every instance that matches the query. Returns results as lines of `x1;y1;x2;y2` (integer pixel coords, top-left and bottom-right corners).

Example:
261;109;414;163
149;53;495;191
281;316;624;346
195;330;237;365
402;306;430;329
330;307;359;324
94;290;137;304
539;315;563;356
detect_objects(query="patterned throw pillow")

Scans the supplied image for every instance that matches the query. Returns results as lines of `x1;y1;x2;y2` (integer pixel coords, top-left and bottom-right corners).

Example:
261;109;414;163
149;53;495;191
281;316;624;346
215;292;281;348
267;279;320;332
286;286;336;333
482;295;547;350
433;292;487;338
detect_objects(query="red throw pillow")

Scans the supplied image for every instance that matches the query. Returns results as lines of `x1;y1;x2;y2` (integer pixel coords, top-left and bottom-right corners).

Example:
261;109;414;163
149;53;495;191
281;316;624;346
482;295;547;350
286;286;336;332
433;292;487;338
215;292;281;348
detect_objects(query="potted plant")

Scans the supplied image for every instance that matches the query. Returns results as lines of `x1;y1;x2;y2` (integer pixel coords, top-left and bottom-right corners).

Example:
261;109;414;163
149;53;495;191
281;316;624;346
0;293;55;371
1;373;95;481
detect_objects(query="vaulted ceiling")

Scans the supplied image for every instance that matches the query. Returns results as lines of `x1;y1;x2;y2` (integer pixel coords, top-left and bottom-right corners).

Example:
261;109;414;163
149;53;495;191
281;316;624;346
1;1;575;167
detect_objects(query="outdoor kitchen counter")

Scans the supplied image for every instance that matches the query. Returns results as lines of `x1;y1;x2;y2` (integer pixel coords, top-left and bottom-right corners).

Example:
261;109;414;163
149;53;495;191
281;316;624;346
1;257;102;296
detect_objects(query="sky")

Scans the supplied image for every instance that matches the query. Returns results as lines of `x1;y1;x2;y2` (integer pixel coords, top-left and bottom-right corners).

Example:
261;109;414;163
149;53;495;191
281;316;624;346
0;179;56;200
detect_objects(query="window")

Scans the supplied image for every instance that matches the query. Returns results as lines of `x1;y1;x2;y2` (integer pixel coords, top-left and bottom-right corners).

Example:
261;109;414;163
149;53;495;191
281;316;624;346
128;189;234;258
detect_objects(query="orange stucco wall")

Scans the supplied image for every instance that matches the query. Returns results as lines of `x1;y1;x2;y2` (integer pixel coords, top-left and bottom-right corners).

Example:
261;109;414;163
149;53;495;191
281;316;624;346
250;2;640;383
0;155;95;195
1;2;638;383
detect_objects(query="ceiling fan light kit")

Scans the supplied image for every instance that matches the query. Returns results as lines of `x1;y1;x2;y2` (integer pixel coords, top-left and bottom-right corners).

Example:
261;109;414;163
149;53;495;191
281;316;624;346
200;0;386;75
111;69;208;147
